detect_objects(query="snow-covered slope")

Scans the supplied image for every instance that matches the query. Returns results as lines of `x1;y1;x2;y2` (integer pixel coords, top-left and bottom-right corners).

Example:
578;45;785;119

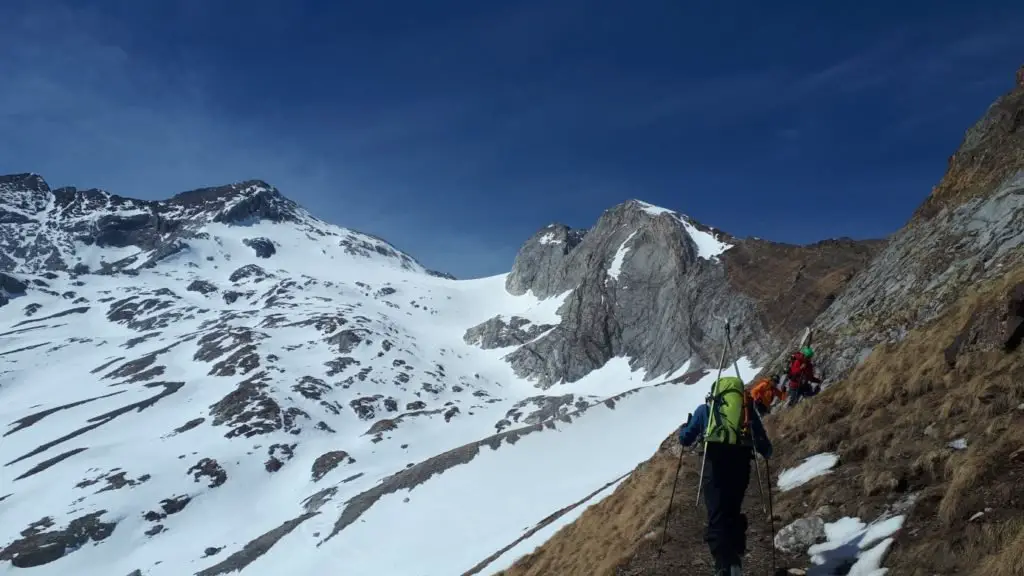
0;175;756;576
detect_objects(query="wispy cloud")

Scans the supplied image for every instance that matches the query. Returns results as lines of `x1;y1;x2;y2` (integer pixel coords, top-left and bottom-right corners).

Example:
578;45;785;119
0;2;517;278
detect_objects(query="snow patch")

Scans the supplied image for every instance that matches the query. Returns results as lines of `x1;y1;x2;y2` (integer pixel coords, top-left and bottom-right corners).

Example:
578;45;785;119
538;232;561;245
777;452;839;492
678;218;732;260
607;230;639;282
633;200;732;260
807;514;905;575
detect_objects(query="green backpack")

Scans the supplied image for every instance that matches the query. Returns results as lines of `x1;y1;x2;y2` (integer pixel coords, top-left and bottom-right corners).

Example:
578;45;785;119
704;376;752;445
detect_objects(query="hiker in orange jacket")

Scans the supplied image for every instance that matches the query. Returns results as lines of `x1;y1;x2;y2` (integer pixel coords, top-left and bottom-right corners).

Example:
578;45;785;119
750;374;786;416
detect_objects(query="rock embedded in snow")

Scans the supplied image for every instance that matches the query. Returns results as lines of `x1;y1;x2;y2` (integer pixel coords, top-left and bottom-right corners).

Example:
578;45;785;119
242;237;276;258
0;511;116;568
463;315;555;349
311;451;355;482
229;264;270;283
0;271;27;294
187;279;219;294
188;458;228;488
774;516;827;553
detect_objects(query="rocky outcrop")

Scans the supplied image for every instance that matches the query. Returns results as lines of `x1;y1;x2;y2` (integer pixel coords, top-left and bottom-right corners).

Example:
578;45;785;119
809;73;1024;386
475;200;878;388
463;316;555;349
505;223;587;297
243;237;276;258
0;511;116;568
0;271;28;307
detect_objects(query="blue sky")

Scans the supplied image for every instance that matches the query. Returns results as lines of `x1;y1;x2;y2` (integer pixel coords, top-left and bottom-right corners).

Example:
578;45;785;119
1;1;1022;278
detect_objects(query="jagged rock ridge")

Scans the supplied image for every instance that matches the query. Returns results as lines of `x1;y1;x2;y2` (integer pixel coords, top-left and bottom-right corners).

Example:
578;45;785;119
473;199;882;388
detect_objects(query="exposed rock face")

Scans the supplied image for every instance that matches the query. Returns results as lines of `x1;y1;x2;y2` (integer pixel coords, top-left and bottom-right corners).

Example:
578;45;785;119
463;316;555;349
505;223;587;297
474;200;880;388
810;78;1024;386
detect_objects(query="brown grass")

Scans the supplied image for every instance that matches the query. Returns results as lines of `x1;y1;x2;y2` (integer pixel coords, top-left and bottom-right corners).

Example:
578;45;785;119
491;262;1024;576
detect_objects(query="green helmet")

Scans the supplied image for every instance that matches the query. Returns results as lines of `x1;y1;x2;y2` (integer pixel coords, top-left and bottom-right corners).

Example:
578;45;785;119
801;346;814;358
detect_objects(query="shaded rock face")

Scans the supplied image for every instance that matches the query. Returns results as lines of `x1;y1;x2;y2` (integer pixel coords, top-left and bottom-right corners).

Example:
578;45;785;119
243;237;276;258
0;511;116;568
0;271;28;307
475;200;877;388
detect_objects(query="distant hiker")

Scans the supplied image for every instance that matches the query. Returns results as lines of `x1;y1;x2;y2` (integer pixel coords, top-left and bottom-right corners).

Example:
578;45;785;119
785;346;821;406
749;374;786;416
678;376;773;576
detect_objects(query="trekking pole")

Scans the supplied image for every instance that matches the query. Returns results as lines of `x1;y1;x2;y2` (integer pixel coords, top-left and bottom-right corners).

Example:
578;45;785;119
752;453;767;515
765;457;778;574
697;319;732;505
656;441;686;558
749;402;778;574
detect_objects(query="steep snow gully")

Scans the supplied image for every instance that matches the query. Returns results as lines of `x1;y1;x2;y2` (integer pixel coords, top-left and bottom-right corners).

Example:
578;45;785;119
0;176;763;576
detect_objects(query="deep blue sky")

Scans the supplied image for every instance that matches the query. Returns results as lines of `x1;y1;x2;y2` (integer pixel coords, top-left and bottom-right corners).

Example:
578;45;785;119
2;1;1022;278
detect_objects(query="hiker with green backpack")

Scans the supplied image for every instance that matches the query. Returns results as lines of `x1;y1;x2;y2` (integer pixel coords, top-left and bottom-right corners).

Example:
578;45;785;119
678;376;773;576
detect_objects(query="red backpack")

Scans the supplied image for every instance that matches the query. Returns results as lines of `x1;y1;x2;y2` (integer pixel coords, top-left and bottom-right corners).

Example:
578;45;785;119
787;352;808;380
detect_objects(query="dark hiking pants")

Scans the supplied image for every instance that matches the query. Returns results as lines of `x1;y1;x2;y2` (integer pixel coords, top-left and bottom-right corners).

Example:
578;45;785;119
702;442;752;570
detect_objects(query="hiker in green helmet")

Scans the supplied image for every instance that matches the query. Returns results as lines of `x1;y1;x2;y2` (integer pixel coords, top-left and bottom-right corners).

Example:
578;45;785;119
679;376;773;575
785;345;821;406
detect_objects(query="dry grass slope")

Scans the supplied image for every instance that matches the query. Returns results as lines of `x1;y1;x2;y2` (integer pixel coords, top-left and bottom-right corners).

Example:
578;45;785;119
495;262;1024;576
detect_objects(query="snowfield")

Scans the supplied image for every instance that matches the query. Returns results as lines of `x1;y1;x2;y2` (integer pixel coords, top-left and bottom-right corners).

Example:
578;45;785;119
0;180;757;575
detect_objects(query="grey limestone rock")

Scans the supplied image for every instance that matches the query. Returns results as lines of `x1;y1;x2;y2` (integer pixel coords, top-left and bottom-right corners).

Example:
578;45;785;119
774;516;826;553
463;316;555;349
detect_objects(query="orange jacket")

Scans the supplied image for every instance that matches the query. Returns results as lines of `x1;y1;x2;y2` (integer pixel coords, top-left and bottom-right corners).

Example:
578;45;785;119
750;378;786;408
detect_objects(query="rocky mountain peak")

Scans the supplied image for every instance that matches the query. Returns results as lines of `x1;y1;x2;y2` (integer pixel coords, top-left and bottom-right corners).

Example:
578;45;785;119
484;196;873;389
0;173;427;276
167;179;302;225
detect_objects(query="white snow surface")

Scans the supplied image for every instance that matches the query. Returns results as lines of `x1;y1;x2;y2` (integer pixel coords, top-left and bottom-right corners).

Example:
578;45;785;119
607;230;639;281
633;200;733;260
777;452;839;492
0;209;759;576
807;514;905;575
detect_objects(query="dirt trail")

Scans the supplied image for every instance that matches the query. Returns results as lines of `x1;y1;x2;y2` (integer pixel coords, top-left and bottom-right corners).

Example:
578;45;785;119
615;449;804;576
